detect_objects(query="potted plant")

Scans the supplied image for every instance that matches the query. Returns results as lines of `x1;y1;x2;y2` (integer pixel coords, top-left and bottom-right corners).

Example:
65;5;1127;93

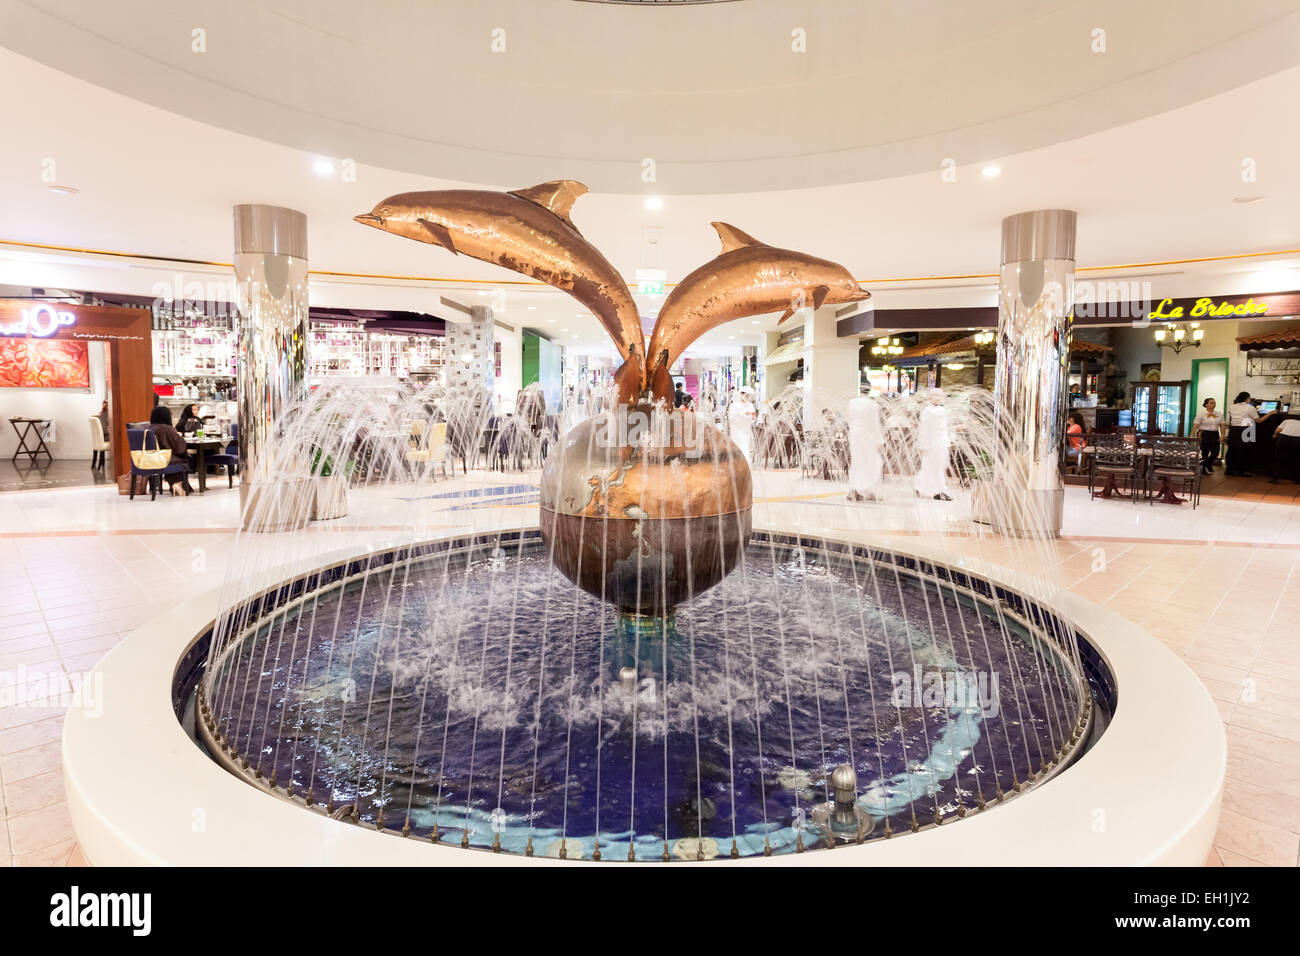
310;446;353;520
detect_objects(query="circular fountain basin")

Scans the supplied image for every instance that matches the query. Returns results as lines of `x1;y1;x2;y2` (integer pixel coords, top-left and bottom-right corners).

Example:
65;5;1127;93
63;529;1225;866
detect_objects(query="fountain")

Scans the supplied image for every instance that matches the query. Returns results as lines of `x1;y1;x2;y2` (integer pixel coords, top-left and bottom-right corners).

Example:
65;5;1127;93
62;182;1225;867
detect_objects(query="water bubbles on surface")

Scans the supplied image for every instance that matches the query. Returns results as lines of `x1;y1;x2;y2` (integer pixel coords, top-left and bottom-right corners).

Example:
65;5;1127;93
777;767;813;791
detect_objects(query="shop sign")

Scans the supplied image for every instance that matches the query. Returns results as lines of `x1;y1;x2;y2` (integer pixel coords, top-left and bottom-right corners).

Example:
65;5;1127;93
0;304;77;337
1149;297;1269;320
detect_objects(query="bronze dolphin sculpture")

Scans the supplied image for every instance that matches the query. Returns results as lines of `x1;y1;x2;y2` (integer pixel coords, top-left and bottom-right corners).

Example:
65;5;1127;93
355;181;646;401
644;222;869;400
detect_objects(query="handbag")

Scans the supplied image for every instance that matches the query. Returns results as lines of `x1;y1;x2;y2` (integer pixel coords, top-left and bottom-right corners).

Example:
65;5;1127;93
130;429;173;470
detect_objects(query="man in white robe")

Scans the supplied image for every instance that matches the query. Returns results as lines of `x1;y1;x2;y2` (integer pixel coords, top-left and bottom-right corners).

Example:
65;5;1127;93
914;388;952;501
845;388;884;501
728;386;757;464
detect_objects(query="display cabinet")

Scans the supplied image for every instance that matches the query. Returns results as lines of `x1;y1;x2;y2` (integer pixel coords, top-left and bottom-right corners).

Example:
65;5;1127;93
1130;380;1190;436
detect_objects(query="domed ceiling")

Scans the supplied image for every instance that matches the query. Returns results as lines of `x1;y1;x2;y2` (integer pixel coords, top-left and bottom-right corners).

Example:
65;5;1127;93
4;0;1300;193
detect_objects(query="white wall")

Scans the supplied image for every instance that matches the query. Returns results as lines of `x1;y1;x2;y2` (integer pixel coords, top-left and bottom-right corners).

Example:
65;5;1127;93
0;342;107;461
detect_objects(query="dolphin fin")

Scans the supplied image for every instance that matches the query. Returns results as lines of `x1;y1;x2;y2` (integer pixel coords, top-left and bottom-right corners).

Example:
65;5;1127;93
509;180;589;234
712;222;765;254
417;218;457;255
812;284;830;310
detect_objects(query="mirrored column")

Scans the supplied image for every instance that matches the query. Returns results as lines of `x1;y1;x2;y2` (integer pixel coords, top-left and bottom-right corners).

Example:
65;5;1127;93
233;204;311;531
993;209;1077;536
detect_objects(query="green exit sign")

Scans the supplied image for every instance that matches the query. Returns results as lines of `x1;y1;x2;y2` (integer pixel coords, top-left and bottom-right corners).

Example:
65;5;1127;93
636;268;665;296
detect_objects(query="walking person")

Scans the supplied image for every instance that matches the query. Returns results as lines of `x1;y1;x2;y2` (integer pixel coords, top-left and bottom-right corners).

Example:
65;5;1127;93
1191;397;1224;475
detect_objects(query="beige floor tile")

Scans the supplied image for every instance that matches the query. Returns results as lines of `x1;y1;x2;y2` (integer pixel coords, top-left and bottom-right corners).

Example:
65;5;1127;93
2;768;66;817
8;801;74;856
1213;808;1299;867
0;739;63;783
1221;775;1300;834
12;837;76;866
0;715;63;756
1214;847;1268;866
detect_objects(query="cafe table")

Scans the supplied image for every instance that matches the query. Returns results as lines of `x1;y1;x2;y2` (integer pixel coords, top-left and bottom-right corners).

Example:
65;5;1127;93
8;417;53;464
184;435;226;494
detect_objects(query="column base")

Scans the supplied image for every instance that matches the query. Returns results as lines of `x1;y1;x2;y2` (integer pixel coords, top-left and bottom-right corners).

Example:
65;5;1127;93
972;481;1063;538
239;477;315;533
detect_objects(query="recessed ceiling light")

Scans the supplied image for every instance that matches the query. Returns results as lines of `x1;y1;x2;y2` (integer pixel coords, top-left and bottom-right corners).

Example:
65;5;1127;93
1232;195;1265;205
527;306;537;310
644;196;664;210
548;319;556;324
571;334;579;339
312;159;335;177
47;184;79;195
561;328;569;332
981;165;1001;178
728;335;736;340
751;320;760;325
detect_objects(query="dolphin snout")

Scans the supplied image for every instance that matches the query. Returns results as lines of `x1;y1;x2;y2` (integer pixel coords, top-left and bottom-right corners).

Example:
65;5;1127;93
849;287;872;301
354;213;385;227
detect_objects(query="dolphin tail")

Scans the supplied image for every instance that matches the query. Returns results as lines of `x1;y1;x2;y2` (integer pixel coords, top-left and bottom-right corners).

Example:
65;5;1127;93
614;356;645;407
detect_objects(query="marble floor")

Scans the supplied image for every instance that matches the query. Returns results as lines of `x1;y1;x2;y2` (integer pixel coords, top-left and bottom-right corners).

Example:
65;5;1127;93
1;468;1296;866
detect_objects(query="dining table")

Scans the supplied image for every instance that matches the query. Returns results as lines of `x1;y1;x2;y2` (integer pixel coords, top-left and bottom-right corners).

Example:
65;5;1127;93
184;435;226;494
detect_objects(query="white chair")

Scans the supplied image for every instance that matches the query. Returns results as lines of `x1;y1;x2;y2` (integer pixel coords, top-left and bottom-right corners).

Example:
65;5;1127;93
405;420;449;479
88;416;110;470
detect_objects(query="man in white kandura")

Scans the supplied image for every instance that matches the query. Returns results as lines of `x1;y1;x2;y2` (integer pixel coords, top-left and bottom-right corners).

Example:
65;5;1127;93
728;386;757;464
915;388;952;501
845;386;884;501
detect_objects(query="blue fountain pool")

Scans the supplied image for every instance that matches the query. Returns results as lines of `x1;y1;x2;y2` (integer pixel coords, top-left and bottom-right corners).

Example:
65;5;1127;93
188;534;1110;860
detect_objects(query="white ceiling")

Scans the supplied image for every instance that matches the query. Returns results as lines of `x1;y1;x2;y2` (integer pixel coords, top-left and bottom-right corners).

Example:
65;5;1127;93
1;12;1300;357
4;0;1300;194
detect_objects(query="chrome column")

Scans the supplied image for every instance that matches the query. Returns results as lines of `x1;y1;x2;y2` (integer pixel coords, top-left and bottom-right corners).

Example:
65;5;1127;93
233;204;312;531
992;209;1076;537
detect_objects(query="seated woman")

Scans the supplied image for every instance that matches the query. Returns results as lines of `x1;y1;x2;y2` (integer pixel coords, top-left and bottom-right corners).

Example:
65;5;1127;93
176;403;202;434
148;406;196;495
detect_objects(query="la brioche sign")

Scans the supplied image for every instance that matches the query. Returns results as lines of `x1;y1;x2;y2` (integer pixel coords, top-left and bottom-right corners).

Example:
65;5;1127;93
1149;297;1270;320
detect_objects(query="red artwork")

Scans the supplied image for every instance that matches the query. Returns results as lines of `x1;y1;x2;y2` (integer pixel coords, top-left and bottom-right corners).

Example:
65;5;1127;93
0;338;91;388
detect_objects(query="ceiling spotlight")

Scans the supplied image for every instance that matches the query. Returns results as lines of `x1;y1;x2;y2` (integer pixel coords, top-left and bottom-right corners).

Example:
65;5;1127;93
644;196;664;210
981;165;1001;178
312;159;335;177
1232;195;1264;205
47;184;79;196
527;306;537;310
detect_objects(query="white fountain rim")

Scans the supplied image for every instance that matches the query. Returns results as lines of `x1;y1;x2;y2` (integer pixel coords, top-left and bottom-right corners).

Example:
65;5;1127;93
63;526;1225;866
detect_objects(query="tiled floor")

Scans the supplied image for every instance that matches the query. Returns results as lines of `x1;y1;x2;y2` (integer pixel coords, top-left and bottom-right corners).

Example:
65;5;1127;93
0;468;1296;866
0;460;113;494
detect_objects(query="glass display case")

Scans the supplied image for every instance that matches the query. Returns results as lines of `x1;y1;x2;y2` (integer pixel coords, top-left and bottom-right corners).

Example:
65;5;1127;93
1130;380;1190;436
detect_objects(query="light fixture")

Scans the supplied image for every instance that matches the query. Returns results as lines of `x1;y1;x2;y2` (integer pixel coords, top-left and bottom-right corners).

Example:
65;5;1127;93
981;165;1001;178
527;306;537;310
973;329;995;346
1153;322;1203;353
870;336;904;357
312;159;335;177
945;363;966;370
47;184;79;195
644;196;664;210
